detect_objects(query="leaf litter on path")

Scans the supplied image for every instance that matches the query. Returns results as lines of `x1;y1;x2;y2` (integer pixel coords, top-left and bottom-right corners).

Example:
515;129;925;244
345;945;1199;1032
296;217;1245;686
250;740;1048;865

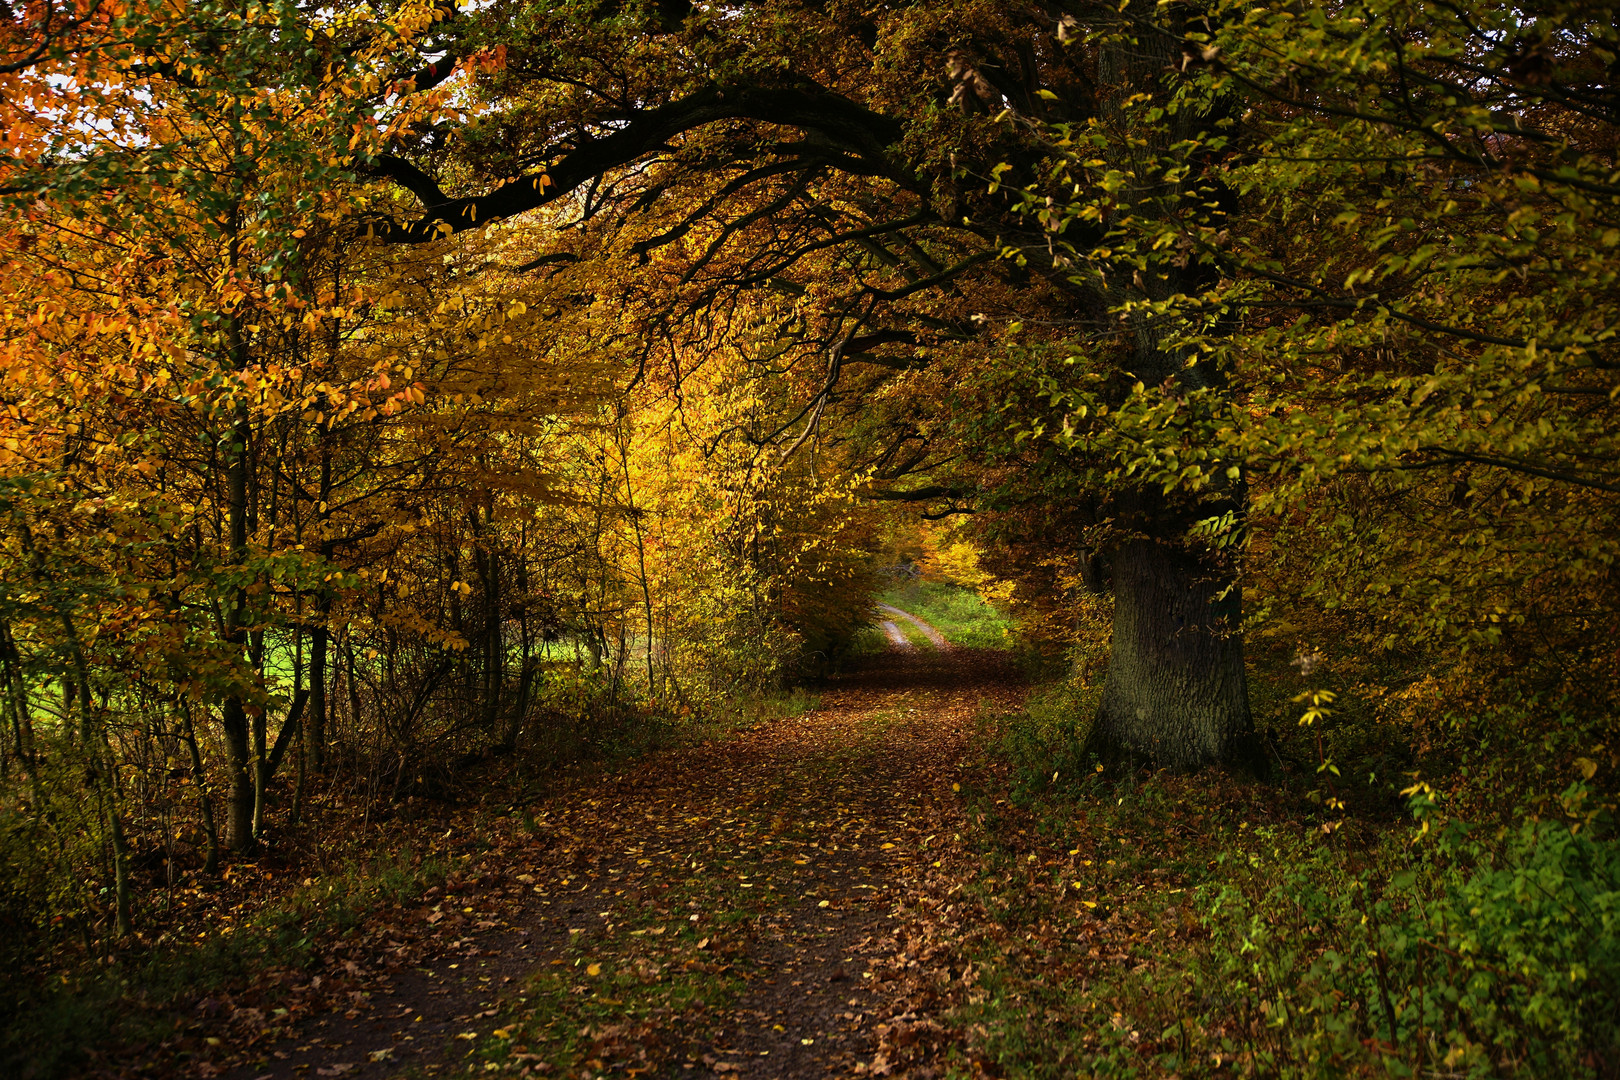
220;645;1025;1080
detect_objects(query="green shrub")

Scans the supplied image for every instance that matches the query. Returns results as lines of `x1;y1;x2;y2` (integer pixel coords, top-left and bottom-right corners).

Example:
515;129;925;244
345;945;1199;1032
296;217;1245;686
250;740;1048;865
988;677;1103;801
1194;789;1619;1077
846;624;889;657
959;675;1619;1080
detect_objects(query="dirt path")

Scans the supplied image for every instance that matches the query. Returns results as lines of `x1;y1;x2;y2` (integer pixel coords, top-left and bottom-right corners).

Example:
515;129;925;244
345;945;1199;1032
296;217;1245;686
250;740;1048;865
226;643;1020;1080
875;605;948;650
877;620;911;649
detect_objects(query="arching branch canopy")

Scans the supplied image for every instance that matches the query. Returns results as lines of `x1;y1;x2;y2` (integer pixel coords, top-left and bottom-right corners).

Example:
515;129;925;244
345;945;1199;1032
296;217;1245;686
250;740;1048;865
369;79;910;243
350;0;1108;526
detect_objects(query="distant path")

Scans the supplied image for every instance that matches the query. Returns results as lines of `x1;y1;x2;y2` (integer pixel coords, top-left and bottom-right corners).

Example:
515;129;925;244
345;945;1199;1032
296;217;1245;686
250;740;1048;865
224;638;1023;1080
879;619;912;649
877;603;949;649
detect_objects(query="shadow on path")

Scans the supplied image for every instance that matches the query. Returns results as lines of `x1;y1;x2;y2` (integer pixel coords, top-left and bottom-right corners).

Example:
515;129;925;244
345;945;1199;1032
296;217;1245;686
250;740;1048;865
228;646;1024;1080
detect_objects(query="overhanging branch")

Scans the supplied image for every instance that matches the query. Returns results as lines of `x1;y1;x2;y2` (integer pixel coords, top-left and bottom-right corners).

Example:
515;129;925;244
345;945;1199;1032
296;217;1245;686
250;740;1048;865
863;485;975;502
368;81;905;244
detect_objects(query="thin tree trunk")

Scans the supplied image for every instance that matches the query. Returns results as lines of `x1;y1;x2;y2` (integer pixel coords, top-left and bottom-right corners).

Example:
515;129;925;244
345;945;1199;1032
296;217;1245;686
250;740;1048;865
290;715;307;828
103;778;134;938
470;502;503;735
250;633;267;841
221;424;255;851
615;420;659;697
0;621;37;787
181;704;221;875
485;554;501;733
266;687;309;780
251;438;277;838
308;446;333;770
290;593;307;827
220;698;255;854
57;606;132;935
219;209;257;854
309;607;329;769
344;636;362;741
511;549;533;748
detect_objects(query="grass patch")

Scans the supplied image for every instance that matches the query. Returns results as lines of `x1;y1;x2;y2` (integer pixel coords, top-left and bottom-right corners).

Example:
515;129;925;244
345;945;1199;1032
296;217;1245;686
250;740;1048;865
686;686;823;743
880;580;1013;648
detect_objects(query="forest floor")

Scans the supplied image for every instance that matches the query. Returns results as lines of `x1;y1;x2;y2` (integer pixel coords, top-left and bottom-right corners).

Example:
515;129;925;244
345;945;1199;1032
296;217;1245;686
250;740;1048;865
204;617;1025;1080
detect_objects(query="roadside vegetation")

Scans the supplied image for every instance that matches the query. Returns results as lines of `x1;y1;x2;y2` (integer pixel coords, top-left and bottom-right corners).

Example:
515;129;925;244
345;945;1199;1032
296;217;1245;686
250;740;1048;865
954;636;1617;1078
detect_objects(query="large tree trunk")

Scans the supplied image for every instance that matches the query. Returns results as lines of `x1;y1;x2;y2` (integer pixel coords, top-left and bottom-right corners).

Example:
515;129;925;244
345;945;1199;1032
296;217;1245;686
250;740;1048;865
1083;3;1255;770
1089;528;1253;770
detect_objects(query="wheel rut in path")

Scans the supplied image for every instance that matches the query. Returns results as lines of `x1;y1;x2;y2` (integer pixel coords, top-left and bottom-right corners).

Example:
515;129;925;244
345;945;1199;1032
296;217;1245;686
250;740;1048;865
228;644;1022;1080
874;606;949;651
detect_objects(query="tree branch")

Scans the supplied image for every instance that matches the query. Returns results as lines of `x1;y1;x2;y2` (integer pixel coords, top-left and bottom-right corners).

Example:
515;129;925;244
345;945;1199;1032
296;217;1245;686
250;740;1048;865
368;82;905;244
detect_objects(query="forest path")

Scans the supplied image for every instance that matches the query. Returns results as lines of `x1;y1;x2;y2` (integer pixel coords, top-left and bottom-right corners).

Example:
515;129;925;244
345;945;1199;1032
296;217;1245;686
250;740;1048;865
874;605;949;650
229;639;1022;1080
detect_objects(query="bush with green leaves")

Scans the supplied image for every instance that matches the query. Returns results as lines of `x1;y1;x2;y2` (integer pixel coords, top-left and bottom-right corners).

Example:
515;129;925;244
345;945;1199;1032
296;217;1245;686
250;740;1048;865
986;676;1103;802
1196;788;1619;1077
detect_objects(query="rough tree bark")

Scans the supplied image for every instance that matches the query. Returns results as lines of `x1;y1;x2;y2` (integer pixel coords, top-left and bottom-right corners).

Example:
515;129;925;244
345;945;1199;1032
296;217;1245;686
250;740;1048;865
1089;501;1253;769
1083;2;1255;769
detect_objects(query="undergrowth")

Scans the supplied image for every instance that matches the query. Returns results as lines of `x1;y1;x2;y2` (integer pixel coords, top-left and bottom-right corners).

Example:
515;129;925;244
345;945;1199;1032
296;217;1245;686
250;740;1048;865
954;669;1620;1078
848;625;891;657
0;673;701;1080
1;848;451;1079
687;685;823;741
